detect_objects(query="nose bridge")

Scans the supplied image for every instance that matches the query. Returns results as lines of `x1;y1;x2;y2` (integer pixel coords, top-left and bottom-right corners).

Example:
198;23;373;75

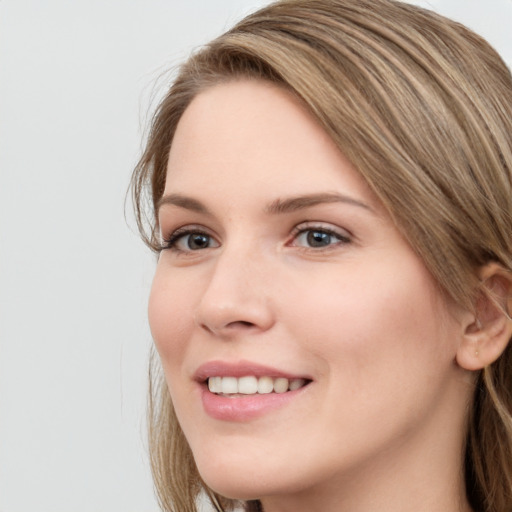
195;236;274;335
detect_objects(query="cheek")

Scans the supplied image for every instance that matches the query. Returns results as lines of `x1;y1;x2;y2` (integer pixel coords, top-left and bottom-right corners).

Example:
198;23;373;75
148;267;195;371
277;258;462;465
287;256;457;383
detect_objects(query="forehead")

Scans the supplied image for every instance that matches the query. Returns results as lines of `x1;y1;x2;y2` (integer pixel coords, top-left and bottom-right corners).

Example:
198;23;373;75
168;79;334;173
164;79;376;207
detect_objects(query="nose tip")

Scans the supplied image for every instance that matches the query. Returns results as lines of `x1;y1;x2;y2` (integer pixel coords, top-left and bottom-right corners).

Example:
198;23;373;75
196;301;274;338
193;254;275;338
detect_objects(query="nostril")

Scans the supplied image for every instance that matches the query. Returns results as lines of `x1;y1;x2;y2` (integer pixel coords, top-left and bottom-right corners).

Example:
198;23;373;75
199;320;254;335
199;323;215;334
227;320;255;328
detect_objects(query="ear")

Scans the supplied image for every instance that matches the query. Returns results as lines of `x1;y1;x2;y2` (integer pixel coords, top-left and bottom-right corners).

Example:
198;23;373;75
456;263;512;371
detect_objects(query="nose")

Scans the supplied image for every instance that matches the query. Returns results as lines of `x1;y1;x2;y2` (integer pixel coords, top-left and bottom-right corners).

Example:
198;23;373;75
194;244;275;338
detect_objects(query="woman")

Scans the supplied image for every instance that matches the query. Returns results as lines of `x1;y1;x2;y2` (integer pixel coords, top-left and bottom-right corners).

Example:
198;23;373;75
131;1;512;511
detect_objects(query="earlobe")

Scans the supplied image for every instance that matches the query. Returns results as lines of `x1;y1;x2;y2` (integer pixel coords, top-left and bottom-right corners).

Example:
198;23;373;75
456;263;512;372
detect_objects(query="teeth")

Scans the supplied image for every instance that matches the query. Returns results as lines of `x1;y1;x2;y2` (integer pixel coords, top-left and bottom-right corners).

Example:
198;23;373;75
208;376;222;393
257;376;273;394
238;376;258;394
289;378;306;391
207;376;307;395
221;376;238;394
273;377;289;393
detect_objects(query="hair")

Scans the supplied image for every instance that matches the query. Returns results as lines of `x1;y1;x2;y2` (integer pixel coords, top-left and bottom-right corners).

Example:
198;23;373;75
131;1;512;511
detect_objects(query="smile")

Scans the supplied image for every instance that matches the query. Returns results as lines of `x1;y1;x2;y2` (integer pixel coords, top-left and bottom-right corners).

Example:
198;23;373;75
195;361;313;420
207;376;308;395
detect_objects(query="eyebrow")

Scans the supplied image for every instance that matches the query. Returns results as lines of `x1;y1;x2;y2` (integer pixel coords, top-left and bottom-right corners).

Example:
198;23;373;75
157;192;373;215
265;192;373;214
157;194;212;215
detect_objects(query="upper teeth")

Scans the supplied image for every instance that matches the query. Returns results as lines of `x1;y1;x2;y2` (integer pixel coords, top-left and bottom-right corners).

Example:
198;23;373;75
208;376;306;395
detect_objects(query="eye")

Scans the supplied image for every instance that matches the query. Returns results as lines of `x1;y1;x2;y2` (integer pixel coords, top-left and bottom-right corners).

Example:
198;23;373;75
162;227;219;252
291;225;351;249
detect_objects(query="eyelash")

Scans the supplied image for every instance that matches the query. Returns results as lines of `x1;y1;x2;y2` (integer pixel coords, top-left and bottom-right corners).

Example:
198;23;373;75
159;223;352;253
160;225;216;253
289;224;351;249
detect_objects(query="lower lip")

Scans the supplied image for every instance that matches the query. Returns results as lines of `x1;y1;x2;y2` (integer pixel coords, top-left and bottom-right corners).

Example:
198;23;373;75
200;385;308;421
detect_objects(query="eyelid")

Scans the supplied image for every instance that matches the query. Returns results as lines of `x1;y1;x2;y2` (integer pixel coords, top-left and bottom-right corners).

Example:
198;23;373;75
158;221;352;253
159;224;219;252
288;222;352;247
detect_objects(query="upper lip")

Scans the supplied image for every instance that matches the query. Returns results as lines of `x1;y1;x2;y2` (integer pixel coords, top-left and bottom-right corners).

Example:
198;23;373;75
193;360;312;383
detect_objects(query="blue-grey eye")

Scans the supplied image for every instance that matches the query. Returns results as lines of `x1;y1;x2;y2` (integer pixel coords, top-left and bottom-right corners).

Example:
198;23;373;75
186;233;211;250
294;228;347;248
306;230;333;247
164;230;219;252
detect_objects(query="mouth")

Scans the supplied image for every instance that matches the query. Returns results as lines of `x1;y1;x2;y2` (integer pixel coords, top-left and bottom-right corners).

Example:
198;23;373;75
206;375;310;396
195;361;313;420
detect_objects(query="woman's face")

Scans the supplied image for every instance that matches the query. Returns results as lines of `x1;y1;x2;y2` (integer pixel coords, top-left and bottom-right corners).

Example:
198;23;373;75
149;80;472;505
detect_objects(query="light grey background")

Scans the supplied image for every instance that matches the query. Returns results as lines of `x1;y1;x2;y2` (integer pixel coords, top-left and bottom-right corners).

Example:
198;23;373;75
1;1;510;511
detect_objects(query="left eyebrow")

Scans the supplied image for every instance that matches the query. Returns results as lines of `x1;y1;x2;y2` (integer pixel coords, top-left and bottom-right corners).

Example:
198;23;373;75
265;193;374;214
156;193;213;215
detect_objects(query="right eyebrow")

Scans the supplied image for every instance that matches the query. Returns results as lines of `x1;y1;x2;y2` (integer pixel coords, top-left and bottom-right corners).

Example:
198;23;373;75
265;192;374;214
157;194;212;215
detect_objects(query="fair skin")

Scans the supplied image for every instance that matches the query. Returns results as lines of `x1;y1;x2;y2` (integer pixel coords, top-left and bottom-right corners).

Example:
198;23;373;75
149;79;478;512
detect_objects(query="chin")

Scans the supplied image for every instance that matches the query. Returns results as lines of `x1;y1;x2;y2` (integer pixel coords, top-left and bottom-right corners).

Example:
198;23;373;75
198;466;266;501
193;448;315;502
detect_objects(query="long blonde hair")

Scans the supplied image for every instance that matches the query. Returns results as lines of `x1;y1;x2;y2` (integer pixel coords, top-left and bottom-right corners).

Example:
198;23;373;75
131;1;512;510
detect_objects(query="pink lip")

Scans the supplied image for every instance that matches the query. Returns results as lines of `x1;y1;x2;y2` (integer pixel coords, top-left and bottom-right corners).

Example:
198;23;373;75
194;360;312;422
